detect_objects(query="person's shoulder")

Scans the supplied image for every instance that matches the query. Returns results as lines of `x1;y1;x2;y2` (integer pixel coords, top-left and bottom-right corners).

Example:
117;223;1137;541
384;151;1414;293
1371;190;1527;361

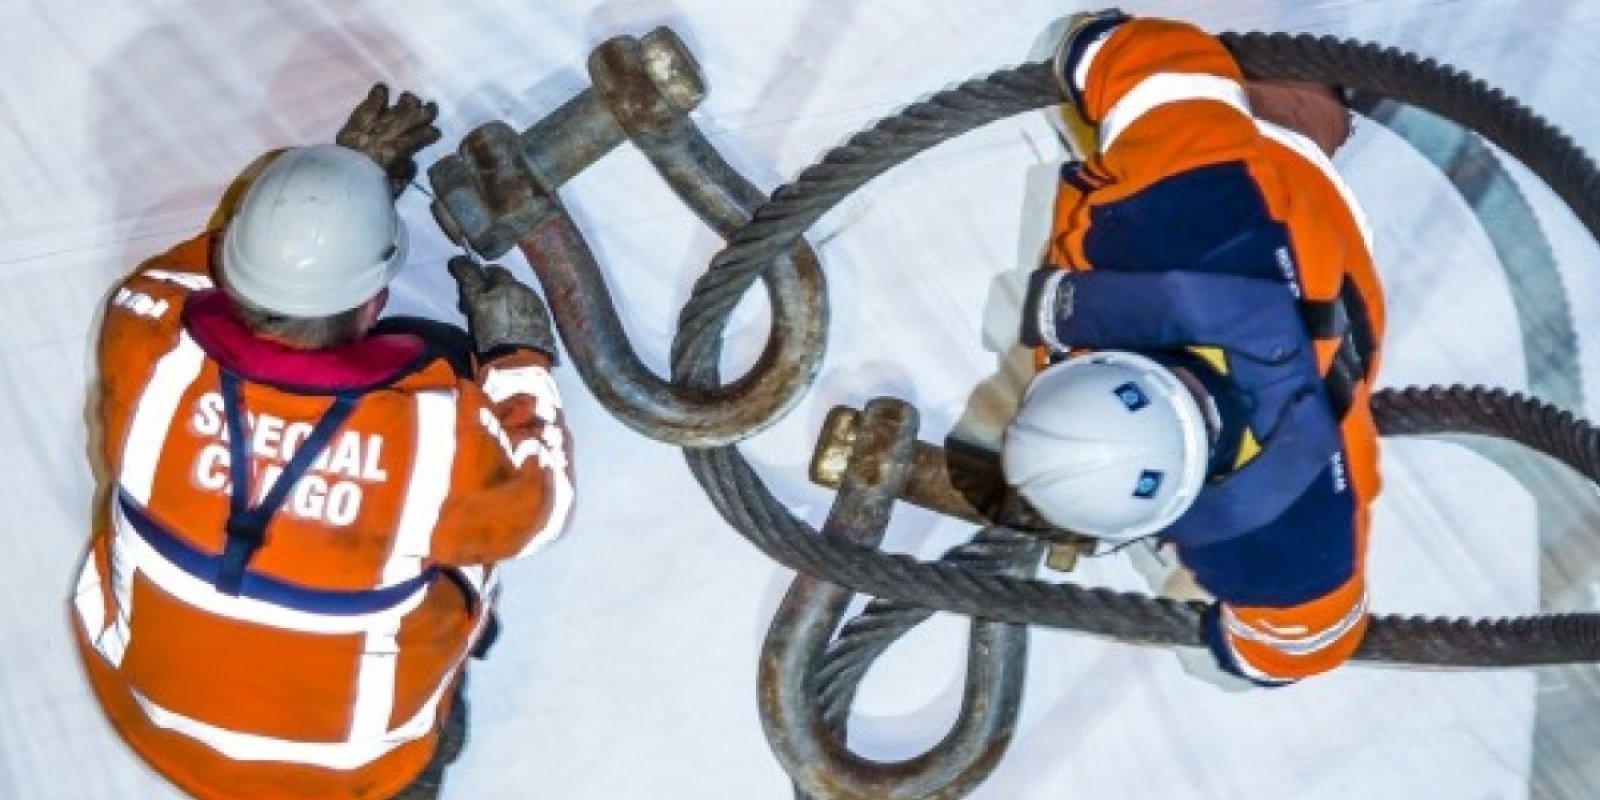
114;233;219;307
365;356;469;396
141;232;217;278
100;234;217;344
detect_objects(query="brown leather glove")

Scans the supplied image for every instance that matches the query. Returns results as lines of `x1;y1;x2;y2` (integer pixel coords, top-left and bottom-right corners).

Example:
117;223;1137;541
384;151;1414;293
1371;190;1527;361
1246;80;1352;158
335;83;442;196
447;256;559;364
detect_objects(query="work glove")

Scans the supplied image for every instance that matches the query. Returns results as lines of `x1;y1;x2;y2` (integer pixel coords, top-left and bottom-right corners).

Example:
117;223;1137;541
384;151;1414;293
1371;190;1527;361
448;256;560;365
1050;9;1130;100
1018;266;1072;352
335;83;441;196
1048;9;1129;158
1245;80;1353;158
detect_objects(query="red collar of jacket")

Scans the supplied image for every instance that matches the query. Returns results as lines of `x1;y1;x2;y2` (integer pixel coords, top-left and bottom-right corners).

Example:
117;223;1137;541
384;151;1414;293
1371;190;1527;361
183;290;428;393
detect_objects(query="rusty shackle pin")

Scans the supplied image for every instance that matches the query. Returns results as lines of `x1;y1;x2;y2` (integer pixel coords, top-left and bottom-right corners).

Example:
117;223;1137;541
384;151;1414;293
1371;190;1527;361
811;403;1095;571
430;28;706;256
427;27;829;447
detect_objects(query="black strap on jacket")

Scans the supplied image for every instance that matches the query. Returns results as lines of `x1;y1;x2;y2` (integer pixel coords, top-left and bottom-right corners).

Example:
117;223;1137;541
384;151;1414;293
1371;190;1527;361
1298;279;1377;421
216;370;357;596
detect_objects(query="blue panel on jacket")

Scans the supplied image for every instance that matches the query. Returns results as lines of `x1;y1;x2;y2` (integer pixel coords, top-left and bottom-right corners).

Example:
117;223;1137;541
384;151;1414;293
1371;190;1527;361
1083;161;1290;282
1174;454;1357;608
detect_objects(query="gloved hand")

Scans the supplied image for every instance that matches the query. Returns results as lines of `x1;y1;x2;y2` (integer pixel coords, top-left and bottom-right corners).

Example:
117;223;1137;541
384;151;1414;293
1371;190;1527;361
1245;80;1353;158
335;83;441;196
982;487;1058;534
1019;266;1072;352
1048;9;1129;158
447;256;560;364
1050;9;1131;101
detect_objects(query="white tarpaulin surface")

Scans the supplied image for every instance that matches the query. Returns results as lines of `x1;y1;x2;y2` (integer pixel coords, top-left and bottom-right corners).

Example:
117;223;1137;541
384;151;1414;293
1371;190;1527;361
3;1;1599;798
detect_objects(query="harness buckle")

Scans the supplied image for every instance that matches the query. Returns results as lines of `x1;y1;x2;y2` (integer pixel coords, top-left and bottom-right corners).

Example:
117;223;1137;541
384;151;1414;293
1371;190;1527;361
216;517;267;596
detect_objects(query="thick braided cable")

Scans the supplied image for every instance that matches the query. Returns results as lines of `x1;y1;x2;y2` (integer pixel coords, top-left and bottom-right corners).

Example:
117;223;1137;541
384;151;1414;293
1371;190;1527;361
811;528;1044;734
669;62;1056;386
673;37;1600;666
1374;386;1600;476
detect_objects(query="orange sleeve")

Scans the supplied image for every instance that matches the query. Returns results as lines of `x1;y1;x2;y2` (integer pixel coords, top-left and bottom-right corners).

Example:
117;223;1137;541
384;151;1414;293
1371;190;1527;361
95;234;216;475
431;350;575;565
1075;19;1245;121
1077;19;1261;198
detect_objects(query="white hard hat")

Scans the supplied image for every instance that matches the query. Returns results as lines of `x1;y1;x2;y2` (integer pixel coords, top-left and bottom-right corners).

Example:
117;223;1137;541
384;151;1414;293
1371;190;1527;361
221;145;407;316
1001;351;1211;542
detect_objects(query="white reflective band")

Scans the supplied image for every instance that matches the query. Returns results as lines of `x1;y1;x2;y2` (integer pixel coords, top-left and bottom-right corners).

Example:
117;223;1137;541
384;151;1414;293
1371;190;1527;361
516;456;575;558
130;671;450;770
1099;73;1249;151
354;390;457;743
73;552;107;637
382;390;457;584
111;499;428;635
1031;269;1068;353
1223;591;1371;658
457;564;486;593
104;510;141;666
481;364;564;422
141;269;214;290
455;564;495;600
120;332;206;504
349;625;401;743
1255;119;1375;250
73;549;129;667
1228;649;1296;686
463;572;501;655
1072;30;1111;92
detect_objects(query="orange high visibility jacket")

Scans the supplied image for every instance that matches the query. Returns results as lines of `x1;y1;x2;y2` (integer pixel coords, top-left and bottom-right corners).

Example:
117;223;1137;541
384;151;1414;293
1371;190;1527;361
1047;18;1385;683
72;233;575;799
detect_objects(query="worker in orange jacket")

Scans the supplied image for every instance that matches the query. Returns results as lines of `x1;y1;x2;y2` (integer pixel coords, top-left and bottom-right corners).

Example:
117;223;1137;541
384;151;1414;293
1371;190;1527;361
72;85;575;798
1003;12;1383;685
